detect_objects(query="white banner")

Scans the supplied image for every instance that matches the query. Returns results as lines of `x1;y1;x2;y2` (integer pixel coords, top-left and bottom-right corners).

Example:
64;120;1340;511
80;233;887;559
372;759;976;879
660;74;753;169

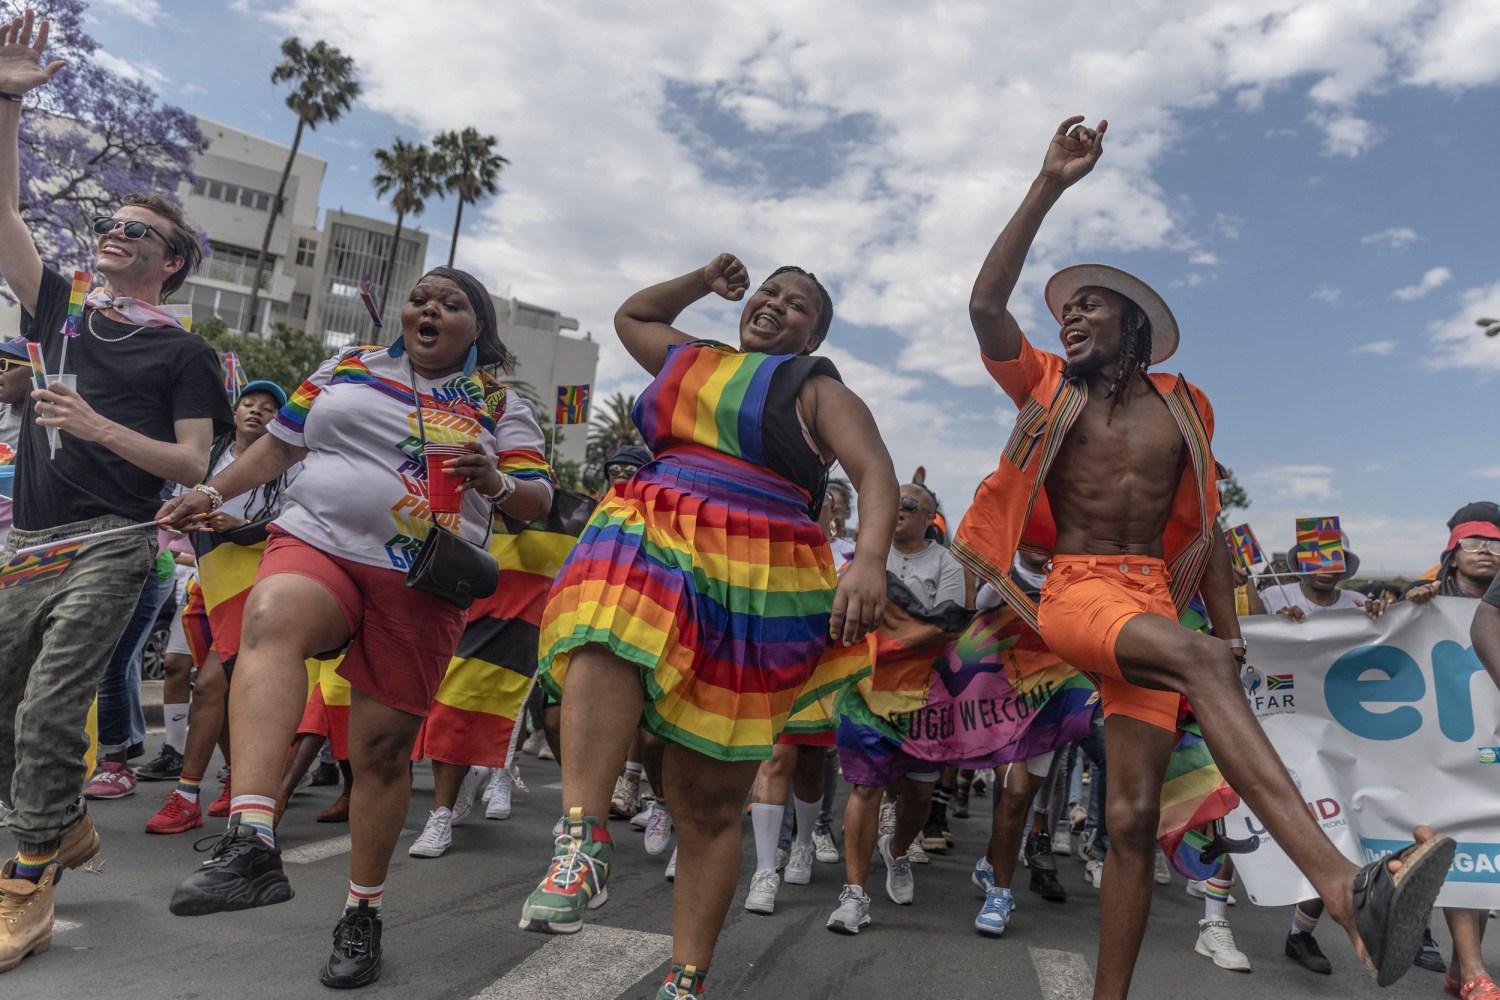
1228;597;1500;909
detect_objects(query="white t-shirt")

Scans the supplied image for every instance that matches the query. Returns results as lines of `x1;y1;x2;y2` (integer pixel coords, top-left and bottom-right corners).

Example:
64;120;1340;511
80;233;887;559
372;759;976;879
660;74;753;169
175;438;301;523
267;347;554;571
887;540;967;612
1259;582;1363;616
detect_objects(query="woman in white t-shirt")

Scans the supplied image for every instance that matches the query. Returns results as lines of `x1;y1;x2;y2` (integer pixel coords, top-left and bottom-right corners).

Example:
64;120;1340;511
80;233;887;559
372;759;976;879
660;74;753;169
158;267;554;987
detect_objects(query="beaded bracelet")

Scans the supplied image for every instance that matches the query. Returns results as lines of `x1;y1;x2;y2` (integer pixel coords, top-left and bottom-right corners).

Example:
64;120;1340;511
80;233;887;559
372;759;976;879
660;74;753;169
192;484;225;510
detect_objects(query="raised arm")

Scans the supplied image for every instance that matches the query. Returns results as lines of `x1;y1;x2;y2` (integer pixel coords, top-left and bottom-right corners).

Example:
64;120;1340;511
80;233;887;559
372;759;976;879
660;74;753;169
0;12;65;315
614;253;749;375
971;116;1106;362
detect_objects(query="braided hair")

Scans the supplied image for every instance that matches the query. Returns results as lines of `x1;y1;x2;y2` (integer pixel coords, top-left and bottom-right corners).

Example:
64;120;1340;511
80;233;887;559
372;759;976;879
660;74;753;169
1104;301;1153;411
767;265;834;352
207;433;288;523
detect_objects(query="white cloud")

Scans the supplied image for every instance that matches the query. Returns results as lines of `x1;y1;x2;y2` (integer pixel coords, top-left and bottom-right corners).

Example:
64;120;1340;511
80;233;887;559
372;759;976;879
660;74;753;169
1249;464;1337;503
1188;250;1219;266
1391;266;1453;301
1312;110;1379;157
1477;467;1500;479
1351;339;1398;355
1361;226;1419;250
1311;284;1343;305
1425;278;1500;373
93;50;168;88
94;0;163;24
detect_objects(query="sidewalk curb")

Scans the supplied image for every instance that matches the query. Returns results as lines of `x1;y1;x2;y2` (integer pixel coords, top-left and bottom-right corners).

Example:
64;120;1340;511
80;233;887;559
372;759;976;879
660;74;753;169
142;678;164;729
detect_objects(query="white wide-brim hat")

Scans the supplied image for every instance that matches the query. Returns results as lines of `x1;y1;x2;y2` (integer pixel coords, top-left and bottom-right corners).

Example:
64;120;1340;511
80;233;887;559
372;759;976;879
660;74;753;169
1044;263;1180;366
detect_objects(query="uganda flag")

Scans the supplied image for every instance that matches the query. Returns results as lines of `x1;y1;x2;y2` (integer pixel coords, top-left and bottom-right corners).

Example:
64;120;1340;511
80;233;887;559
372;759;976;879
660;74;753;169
191;525;270;664
412;489;597;767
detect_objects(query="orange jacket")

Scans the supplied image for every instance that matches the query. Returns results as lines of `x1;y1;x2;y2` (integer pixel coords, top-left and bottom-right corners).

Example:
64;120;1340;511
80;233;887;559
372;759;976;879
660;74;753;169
952;335;1222;630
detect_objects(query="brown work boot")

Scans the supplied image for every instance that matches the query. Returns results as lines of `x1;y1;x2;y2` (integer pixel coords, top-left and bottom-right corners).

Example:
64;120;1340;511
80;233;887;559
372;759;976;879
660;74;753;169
0;862;56;973
57;815;100;872
316;786;351;823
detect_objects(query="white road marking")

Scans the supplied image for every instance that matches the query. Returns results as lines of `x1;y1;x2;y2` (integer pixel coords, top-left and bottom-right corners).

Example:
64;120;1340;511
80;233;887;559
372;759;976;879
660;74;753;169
1030;947;1094;1000
472;924;672;1000
280;829;415;866
53;918;81;932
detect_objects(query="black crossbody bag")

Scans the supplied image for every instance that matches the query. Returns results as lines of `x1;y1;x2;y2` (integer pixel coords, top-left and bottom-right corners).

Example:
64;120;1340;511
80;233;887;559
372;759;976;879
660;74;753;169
402;365;499;610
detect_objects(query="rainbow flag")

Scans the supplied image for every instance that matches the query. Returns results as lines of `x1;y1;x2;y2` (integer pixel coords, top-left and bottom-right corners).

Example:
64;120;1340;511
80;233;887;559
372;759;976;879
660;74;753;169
359;275;382;327
554;384;591;425
1226;523;1265;570
221;352;249;399
0;540;83;589
1293;516;1345;574
64;270;89;338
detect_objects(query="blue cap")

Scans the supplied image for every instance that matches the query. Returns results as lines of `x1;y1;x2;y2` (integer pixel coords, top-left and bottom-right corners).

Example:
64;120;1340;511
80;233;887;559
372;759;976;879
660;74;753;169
0;338;32;363
607;444;652;467
238;379;287;408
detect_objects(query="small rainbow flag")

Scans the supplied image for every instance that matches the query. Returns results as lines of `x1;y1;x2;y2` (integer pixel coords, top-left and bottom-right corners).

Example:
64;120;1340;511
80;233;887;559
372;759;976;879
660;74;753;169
555;384;591;425
221;352;248;399
64;270;90;338
0;540;83;590
1294;515;1345;574
359;275;382;327
1225;523;1265;570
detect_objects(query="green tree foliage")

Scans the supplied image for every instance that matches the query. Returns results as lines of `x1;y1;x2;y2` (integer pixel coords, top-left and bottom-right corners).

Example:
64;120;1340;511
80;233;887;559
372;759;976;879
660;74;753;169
194;315;329;395
584;391;645;492
432;127;508;268
371;138;439;321
245;37;360;333
1216;467;1251;530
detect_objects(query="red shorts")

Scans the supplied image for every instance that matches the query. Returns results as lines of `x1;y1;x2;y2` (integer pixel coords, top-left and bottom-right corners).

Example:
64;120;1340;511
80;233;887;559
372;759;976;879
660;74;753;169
257;528;466;717
1036;554;1180;732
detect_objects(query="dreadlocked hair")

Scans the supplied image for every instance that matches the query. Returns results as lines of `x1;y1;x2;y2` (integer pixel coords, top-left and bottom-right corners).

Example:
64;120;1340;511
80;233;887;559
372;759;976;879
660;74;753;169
208;433;287;522
767;265;834;352
907;481;940;511
1104;302;1153;408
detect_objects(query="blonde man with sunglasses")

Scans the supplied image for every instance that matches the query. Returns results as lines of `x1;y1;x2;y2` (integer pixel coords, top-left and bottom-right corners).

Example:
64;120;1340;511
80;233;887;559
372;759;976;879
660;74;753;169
0;12;229;974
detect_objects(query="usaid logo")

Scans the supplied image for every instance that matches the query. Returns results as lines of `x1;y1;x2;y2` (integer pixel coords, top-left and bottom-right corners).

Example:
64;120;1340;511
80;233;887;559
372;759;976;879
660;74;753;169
1245;767;1345;840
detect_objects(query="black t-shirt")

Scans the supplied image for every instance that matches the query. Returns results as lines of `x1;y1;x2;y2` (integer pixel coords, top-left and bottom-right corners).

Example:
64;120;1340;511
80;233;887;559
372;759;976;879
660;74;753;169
1484;572;1500;611
16;268;231;530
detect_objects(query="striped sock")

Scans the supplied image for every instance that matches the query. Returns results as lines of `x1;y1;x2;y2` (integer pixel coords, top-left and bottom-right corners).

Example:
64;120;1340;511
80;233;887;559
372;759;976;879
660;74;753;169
345;881;383;915
12;848;58;882
176;772;204;804
1204;873;1233;921
228;794;277;847
1291;902;1321;936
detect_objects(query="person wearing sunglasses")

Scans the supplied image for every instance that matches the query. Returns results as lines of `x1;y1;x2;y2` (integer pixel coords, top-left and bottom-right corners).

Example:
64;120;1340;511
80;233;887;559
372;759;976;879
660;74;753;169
1406;517;1500;603
0;11;232;975
604;443;651;490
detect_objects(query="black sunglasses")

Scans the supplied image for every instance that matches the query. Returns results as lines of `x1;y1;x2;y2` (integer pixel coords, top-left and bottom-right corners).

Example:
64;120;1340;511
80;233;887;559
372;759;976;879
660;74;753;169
899;496;926;514
92;215;176;252
606;463;640;479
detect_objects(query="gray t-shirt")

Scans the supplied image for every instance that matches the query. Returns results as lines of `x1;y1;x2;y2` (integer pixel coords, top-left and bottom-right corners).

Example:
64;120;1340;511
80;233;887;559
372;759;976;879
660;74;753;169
887;540;966;611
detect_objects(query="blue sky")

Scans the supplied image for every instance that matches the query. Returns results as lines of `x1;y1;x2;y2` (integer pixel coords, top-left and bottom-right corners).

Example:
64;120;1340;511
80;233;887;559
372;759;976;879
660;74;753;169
85;0;1500;574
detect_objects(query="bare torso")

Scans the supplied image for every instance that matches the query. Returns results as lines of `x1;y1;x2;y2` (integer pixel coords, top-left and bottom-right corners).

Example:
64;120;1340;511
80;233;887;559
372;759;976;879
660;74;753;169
1045;375;1187;557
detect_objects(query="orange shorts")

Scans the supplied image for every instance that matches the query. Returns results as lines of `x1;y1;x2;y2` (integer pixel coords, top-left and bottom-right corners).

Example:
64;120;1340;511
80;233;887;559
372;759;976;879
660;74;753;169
1036;554;1180;732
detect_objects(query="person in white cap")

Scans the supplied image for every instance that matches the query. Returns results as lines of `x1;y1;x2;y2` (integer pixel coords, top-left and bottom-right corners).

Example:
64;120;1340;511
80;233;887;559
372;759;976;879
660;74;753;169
951;114;1453;998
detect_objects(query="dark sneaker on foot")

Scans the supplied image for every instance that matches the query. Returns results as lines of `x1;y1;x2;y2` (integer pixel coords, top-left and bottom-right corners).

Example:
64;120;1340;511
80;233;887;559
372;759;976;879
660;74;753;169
136;745;184;782
168;823;294;916
1285;930;1332;975
920;817;948;853
319;901;382;988
1413;926;1445;973
1025;831;1067;902
308;761;341;787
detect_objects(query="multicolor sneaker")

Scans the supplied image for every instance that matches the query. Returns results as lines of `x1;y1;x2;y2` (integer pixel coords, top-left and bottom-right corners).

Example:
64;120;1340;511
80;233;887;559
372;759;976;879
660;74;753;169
975;886;1016;936
206;780;233;818
518;808;612;934
82;762;136;800
656;964;706;998
643;801;672;857
145;791;203;835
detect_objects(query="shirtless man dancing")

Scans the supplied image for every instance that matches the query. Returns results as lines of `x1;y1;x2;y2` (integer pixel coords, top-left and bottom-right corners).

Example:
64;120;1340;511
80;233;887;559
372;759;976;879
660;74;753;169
951;115;1454;999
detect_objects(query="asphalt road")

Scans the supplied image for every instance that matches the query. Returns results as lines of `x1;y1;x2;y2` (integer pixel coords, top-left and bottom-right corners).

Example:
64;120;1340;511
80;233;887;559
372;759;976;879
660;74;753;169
5;744;1489;999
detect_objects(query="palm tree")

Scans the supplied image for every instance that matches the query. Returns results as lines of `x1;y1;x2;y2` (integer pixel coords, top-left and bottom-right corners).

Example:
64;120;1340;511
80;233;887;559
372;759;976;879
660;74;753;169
584;391;644;482
246;38;360;333
433;127;509;268
370;138;440;323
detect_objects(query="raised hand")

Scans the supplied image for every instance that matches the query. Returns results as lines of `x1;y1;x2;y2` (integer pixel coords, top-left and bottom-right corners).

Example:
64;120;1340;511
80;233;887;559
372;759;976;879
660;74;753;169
0;11;65;97
702;252;749;302
1040;115;1107;188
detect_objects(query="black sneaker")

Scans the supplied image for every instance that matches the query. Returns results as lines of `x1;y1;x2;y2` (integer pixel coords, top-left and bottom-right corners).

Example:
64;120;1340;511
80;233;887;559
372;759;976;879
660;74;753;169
920;816;948;853
127;741;144;761
1284;930;1332;975
309;761;342;787
1412;926;1445;973
168;823;294;916
1025;831;1067;902
320;901;383;988
137;744;184;782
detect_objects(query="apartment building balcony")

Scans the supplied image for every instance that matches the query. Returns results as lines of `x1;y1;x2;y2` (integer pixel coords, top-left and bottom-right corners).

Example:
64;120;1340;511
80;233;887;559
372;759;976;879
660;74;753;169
188;256;296;303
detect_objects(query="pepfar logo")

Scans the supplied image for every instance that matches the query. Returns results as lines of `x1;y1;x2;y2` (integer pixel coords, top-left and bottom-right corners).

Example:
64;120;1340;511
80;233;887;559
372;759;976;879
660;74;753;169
1243;664;1296;717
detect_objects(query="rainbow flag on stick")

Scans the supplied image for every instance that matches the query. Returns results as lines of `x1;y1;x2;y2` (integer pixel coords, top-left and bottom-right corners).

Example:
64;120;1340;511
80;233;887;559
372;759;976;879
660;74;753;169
358;275;382;328
554;384;591;425
221;352;248;400
63;270;89;338
1226;523;1265;570
1293;516;1345;574
0;540;83;590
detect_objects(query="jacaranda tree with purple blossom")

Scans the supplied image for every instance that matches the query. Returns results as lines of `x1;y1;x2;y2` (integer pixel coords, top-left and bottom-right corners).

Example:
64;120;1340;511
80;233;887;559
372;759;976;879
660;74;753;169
7;0;205;278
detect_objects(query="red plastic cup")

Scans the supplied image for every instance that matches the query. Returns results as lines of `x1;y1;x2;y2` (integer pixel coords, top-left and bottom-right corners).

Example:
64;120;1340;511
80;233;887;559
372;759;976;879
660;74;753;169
424;444;469;514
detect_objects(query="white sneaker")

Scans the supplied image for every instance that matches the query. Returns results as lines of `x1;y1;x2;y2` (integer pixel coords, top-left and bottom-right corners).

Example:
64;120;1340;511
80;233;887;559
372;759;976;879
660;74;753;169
1186;879;1238;905
877;800;896;836
643;802;672;857
630;803;654;830
451;766;490;825
409;807;454;857
879;833;914;905
665;846;677;881
784;841;814;885
826;884;872;934
1052;828;1073;857
1195;917;1251;972
745;867;780;914
521;729;548;756
485;768;513;820
1085;858;1104;889
812;829;839;864
908;837;930;865
1154;847;1172;885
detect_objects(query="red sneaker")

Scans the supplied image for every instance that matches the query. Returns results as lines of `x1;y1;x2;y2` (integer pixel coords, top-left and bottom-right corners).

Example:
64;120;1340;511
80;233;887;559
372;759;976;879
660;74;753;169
206;780;233;818
145;790;203;835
